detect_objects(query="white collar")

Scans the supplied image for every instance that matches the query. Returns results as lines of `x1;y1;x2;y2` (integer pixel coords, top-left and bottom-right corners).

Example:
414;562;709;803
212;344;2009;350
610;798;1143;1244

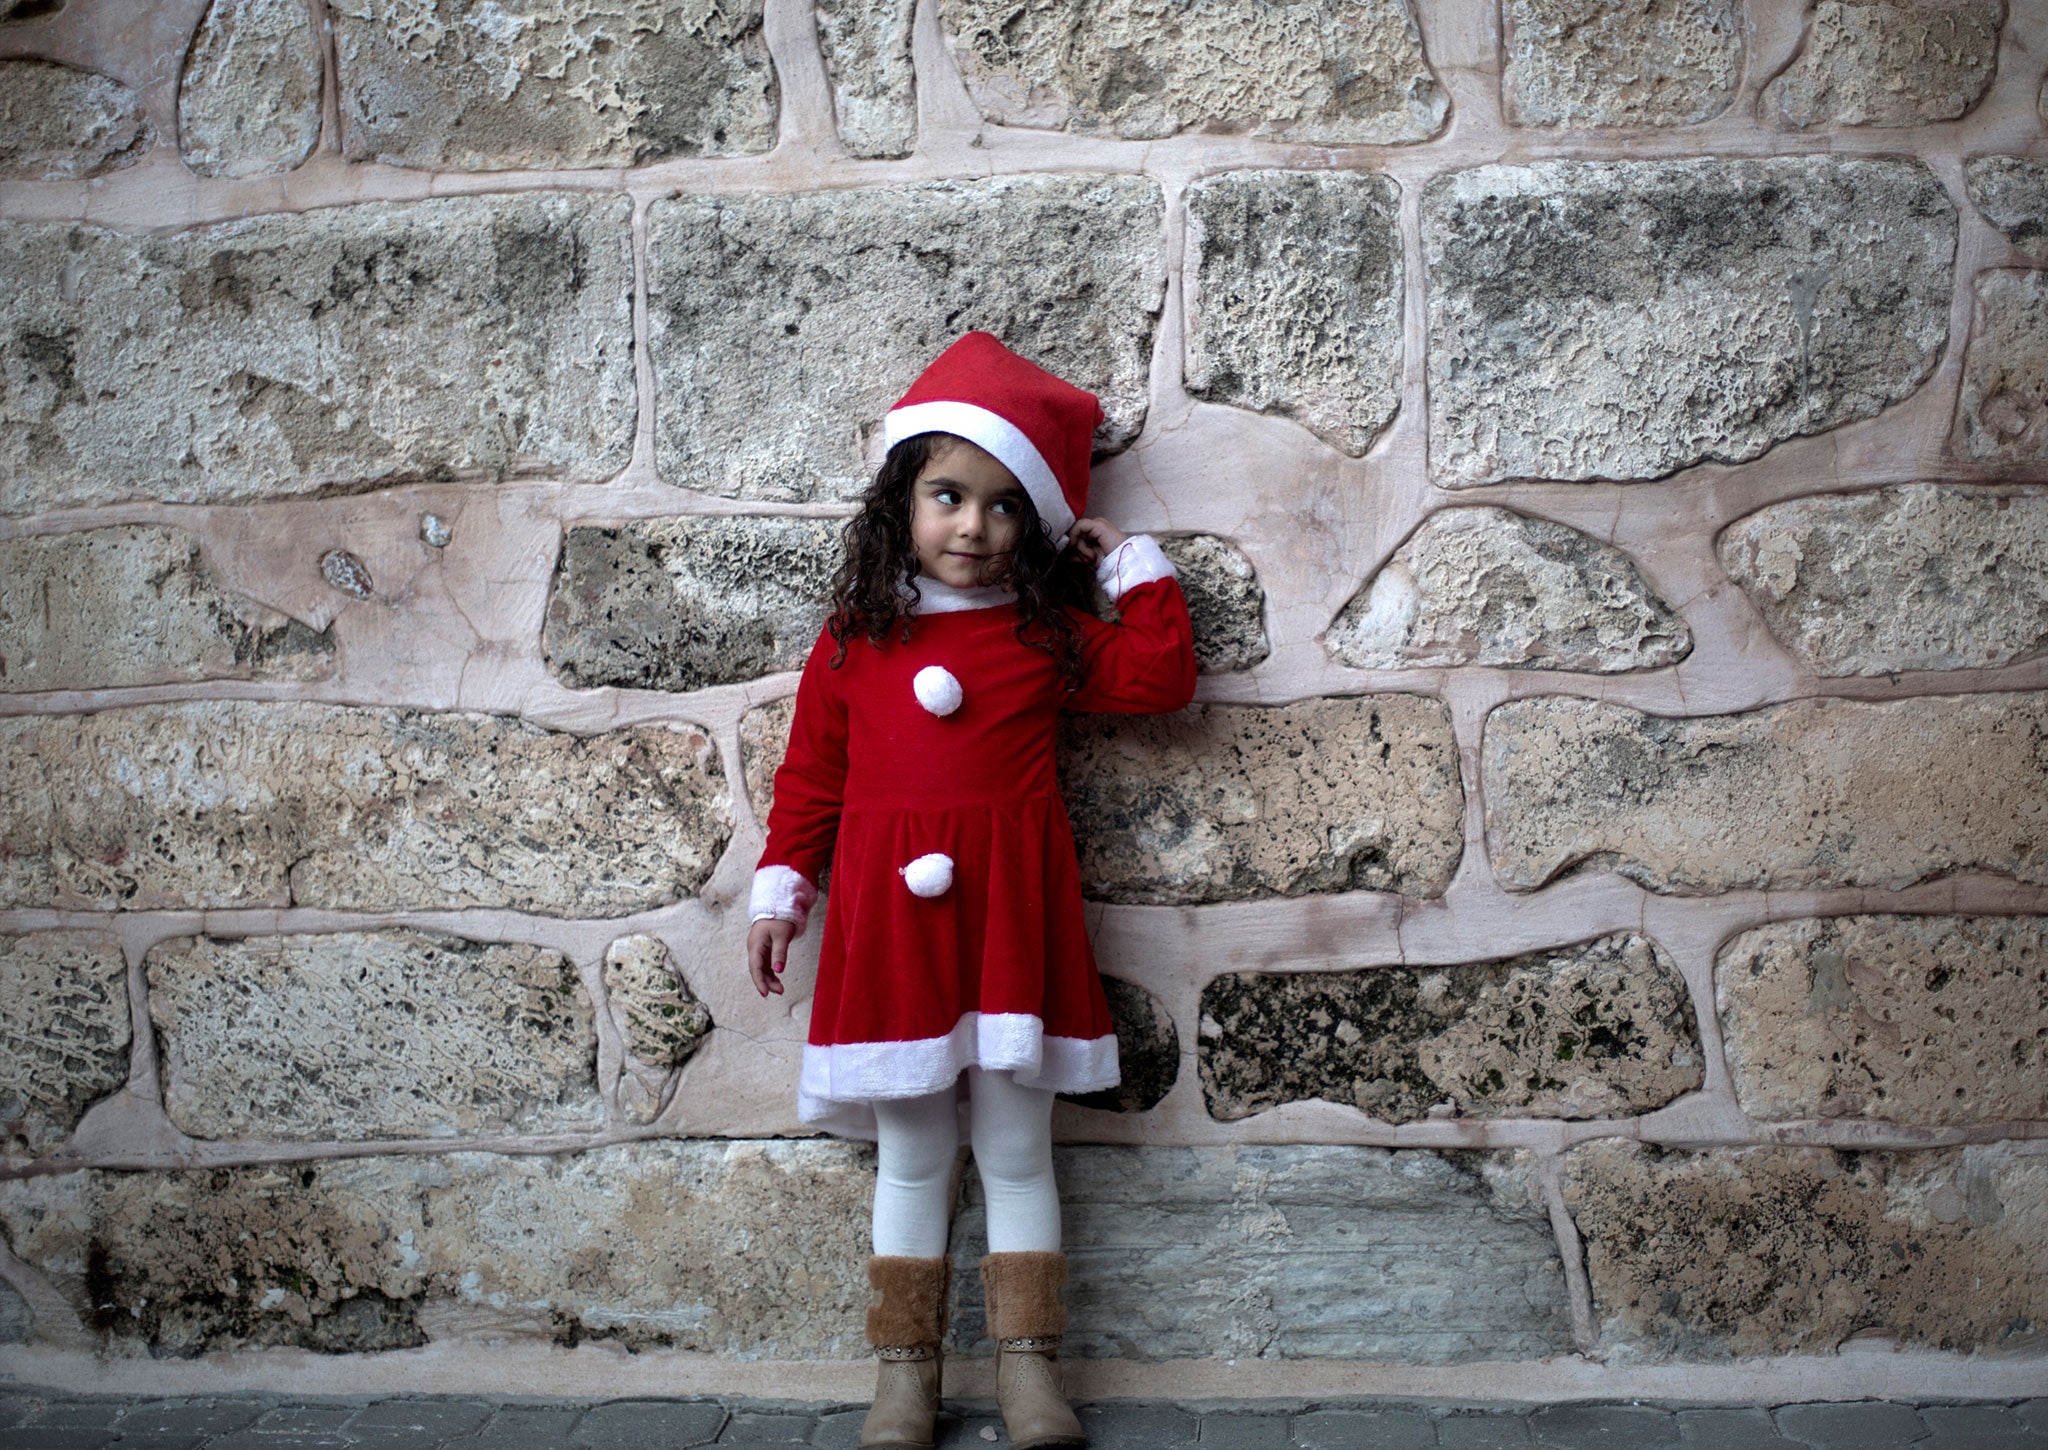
896;575;1016;615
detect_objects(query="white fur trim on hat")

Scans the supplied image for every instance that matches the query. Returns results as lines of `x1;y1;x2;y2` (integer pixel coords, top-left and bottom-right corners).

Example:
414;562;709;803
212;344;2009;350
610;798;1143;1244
1094;534;1177;602
749;864;818;935
884;399;1077;545
913;665;964;716
900;852;954;897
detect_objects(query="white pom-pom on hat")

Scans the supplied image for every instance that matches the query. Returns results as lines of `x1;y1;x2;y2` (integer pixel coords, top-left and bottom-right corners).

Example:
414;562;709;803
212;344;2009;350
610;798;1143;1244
913;665;964;717
900;853;954;898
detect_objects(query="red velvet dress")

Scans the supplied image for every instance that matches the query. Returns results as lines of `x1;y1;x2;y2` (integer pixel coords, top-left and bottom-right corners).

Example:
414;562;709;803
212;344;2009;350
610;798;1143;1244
754;542;1196;1138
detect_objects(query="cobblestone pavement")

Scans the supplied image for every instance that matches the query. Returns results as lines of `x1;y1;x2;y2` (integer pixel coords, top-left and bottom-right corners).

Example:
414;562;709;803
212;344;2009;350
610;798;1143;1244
1;1393;2044;1449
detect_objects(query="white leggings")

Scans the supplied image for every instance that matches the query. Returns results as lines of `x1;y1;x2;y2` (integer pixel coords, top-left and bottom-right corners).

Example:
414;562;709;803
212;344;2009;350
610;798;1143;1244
871;1066;1060;1257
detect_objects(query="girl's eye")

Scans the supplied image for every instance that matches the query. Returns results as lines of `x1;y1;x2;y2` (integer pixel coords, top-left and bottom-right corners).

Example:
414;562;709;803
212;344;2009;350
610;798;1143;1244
932;488;960;505
993;498;1019;514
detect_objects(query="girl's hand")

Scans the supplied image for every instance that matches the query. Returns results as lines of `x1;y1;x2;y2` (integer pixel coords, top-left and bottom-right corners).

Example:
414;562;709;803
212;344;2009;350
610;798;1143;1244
747;917;797;997
1067;516;1128;566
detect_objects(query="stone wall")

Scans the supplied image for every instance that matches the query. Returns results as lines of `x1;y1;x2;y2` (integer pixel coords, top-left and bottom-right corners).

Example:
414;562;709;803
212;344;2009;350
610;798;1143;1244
1;0;2045;1399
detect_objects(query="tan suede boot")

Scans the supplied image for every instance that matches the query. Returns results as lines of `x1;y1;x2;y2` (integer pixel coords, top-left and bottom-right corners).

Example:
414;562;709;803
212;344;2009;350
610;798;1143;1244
861;1255;951;1450
980;1251;1087;1450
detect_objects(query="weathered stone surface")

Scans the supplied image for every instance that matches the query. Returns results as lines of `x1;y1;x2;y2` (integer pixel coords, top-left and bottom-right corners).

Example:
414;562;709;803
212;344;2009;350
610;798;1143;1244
1719;484;2048;675
1718;914;2048;1125
1760;0;2002;130
0;527;333;692
1059;695;1463;905
1482;693;2048;895
817;0;915;157
1157;534;1268;675
603;933;712;1070
1328;507;1690;672
1954;269;2048;467
0;702;730;915
544;516;838;692
0;60;152;181
740;694;796;826
177;0;323;178
1201;934;1700;1124
333;0;777;168
1563;1140;2048;1356
1061;976;1178;1114
950;1146;1569;1360
1503;0;1741;127
0;193;633;514
1423;158;1954;487
0;1141;874;1356
0;1277;28;1343
938;0;1446;144
1967;157;2048;260
0;932;129;1159
648;177;1163;501
147;933;600;1142
1183;171;1401;458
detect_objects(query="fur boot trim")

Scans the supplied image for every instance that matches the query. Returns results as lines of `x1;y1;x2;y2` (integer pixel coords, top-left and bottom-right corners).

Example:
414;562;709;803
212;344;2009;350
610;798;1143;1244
978;1250;1068;1340
866;1255;951;1348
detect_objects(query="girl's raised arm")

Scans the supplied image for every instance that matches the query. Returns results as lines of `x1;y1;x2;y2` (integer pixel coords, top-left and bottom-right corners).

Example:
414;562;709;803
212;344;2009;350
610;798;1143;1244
1064;534;1198;716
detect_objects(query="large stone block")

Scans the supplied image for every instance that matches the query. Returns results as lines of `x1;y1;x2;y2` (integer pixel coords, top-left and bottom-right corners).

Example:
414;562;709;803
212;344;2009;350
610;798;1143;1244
0;702;730;915
817;0;916;157
0;526;333;692
1967;157;2048;260
1760;0;2002;130
1482;693;2048;895
1563;1140;2048;1356
147;932;600;1142
1327;507;1690;672
1503;0;1741;127
1183;171;1401;458
740;694;797;825
1060;695;1463;905
647;177;1163;501
1954;269;2048;466
0;1141;874;1356
937;0;1446;144
333;0;777;168
1158;534;1268;674
0;193;633;514
1423;158;1954;486
1201;933;1701;1124
177;0;323;178
544;516;839;692
1719;484;2048;675
950;1145;1570;1361
0;932;129;1159
0;59;152;181
1717;914;2048;1125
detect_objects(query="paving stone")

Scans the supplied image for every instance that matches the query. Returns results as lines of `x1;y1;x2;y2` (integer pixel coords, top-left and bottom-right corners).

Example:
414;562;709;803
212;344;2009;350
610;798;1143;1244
1673;1406;1803;1449
109;1400;265;1436
2016;1400;2048;1434
1718;483;2048;675
1716;914;2048;1125
1290;1408;1436;1450
816;0;916;157
1183;170;1402;457
1481;692;2048;895
334;0;776;168
0;702;730;916
938;0;1445;144
1771;1401;1926;1448
1760;0;2001;129
1954;269;2048;467
933;1414;1005;1448
1438;1412;1534;1446
0;58;152;181
1915;1404;2037;1447
148;931;600;1142
170;1435;353;1450
1423;157;1953;487
0;930;129;1158
1329;506;1689;673
1060;694;1464;905
570;1398;729;1448
19;1401;127;1427
0;1398;31;1429
1968;156;2048;260
1198;1414;1291;1446
1075;1404;1200;1450
809;1409;869;1448
716;1410;813;1442
647;176;1163;502
177;0;323;178
0;1429;118;1450
1531;1403;1680;1445
0;193;634;514
1503;0;1741;127
443;1405;593;1450
344;1399;495;1438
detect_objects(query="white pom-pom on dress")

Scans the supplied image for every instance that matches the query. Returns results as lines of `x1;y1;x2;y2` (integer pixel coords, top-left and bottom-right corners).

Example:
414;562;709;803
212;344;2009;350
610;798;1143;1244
912;665;964;716
900;853;954;897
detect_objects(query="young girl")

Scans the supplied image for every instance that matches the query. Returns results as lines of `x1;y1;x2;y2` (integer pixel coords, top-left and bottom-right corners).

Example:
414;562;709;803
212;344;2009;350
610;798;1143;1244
743;332;1197;1450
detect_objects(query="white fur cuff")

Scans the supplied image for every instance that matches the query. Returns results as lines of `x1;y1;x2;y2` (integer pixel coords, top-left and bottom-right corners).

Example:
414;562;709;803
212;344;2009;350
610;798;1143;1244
749;864;818;935
1095;534;1177;602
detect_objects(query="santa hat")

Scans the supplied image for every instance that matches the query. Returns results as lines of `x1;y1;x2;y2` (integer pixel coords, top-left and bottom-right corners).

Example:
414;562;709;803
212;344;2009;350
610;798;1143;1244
882;332;1103;547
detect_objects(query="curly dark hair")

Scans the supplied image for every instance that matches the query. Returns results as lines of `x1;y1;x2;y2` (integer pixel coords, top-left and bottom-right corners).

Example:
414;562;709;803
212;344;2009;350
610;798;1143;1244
825;433;1098;691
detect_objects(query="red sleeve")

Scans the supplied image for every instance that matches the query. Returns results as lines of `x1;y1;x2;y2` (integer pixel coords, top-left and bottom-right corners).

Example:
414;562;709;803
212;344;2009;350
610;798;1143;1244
757;626;849;888
1063;575;1199;715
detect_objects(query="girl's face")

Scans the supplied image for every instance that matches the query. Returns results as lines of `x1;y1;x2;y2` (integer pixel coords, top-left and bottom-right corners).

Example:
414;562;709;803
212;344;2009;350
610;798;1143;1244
908;435;1028;589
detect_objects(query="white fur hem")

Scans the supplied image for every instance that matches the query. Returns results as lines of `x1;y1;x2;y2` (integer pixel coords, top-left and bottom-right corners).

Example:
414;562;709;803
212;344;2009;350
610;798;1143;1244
796;1011;1120;1140
749;864;817;935
1095;534;1176;602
